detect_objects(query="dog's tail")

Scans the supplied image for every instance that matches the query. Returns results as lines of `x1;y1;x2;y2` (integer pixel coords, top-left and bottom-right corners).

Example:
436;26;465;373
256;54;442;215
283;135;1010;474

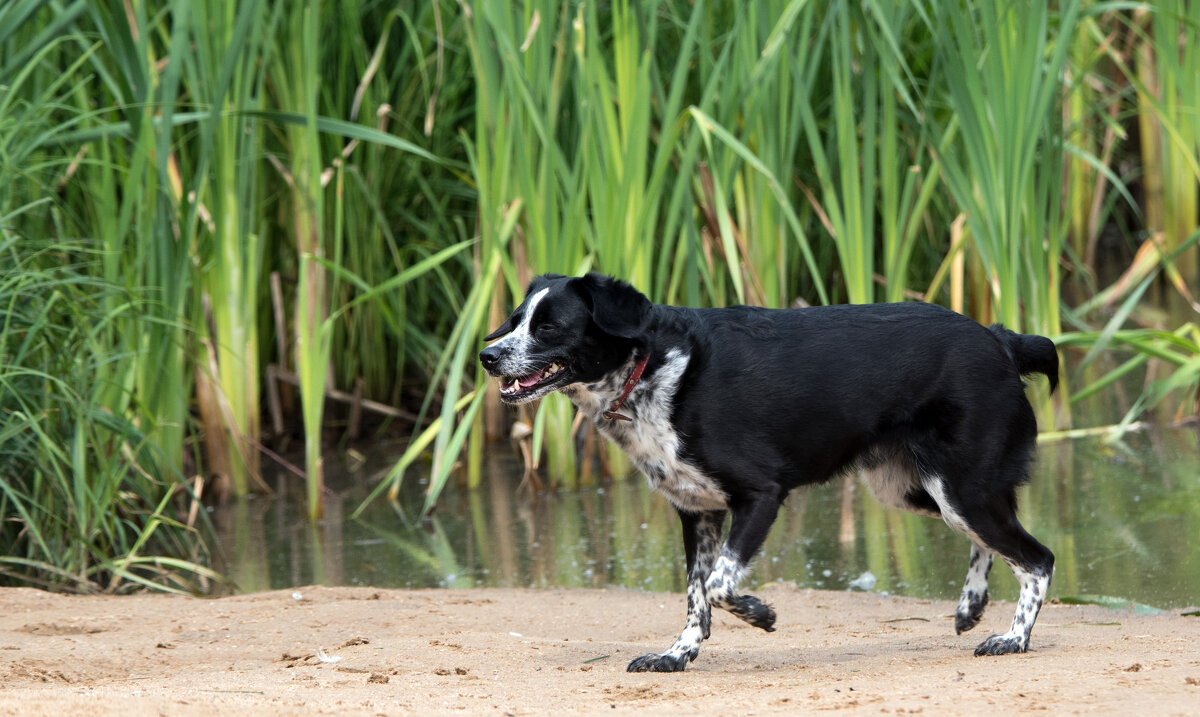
988;324;1059;394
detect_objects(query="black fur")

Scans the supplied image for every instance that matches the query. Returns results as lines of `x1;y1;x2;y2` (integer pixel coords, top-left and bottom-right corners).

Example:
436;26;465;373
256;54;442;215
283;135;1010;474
481;273;1059;671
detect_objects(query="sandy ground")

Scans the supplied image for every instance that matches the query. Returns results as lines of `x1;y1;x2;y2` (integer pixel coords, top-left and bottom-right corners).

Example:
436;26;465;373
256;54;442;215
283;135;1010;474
0;584;1197;716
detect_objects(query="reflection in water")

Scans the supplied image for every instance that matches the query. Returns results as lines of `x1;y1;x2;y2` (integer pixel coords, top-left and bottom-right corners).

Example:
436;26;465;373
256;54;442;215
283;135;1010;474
214;427;1200;608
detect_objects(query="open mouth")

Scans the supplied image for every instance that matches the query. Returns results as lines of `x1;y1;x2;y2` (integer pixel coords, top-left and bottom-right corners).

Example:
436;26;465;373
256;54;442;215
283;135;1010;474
498;362;567;400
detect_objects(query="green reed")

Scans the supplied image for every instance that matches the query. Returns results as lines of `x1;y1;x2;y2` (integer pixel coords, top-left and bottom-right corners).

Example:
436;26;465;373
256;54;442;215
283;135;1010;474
183;0;275;495
1136;2;1199;289
931;0;1080;335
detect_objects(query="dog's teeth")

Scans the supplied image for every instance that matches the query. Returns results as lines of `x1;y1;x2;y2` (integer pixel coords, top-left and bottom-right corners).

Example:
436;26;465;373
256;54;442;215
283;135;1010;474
499;365;561;396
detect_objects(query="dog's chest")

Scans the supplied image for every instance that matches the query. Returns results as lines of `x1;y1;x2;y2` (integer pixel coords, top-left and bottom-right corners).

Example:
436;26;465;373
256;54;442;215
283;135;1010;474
567;350;728;512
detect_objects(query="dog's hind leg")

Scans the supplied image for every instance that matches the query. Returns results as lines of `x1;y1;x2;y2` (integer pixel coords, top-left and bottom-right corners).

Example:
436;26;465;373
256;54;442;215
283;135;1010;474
924;477;1054;655
970;524;1053;656
627;509;724;673
704;495;779;632
955;542;993;634
972;563;1051;655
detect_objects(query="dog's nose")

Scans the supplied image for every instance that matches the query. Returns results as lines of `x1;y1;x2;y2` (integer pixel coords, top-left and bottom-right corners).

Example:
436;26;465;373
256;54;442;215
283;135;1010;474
479;345;502;371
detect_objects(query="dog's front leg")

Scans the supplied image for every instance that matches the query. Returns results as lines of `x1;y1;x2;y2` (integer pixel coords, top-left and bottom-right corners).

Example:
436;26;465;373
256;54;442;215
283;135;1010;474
627;509;725;673
705;495;779;632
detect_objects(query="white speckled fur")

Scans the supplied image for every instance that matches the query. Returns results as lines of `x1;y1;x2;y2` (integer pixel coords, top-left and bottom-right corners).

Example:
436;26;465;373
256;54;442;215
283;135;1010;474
922;475;1051;654
564;349;728;512
956;541;993;632
704;551;749;607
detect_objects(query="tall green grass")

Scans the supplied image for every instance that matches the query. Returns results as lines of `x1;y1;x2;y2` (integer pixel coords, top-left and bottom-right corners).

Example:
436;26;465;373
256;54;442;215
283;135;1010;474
1;0;212;591
0;238;218;593
3;0;472;585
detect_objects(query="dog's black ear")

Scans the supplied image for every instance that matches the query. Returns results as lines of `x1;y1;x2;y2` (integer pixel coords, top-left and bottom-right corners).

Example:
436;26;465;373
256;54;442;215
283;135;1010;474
569;273;651;340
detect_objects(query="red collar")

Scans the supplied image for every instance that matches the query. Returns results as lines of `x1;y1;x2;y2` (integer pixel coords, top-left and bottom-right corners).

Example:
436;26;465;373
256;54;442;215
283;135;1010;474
602;353;650;422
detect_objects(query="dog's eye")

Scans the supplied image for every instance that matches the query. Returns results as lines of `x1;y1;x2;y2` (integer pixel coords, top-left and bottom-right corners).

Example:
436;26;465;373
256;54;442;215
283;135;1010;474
536;322;560;336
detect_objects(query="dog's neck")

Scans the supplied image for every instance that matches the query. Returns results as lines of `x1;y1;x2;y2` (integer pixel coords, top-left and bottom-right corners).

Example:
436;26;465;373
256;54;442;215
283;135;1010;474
562;347;689;426
600;353;650;421
562;355;645;419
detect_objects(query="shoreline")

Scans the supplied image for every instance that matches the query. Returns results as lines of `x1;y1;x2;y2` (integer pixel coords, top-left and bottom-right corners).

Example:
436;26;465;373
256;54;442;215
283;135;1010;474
2;584;1197;715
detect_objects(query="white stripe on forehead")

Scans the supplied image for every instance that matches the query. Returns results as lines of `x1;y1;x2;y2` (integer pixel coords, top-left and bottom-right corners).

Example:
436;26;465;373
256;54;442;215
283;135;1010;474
493;287;549;353
516;288;549;334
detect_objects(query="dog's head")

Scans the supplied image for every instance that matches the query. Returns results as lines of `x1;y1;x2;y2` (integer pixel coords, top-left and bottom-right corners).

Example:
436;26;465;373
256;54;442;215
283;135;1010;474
479;273;651;404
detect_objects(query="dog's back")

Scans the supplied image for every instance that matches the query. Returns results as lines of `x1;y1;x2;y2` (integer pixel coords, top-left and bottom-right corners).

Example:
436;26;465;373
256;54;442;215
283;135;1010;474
668;302;1053;495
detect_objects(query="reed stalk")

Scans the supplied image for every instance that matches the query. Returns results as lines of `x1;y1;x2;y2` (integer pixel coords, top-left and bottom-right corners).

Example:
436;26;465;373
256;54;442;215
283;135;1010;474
281;0;330;520
1136;3;1200;290
185;0;275;495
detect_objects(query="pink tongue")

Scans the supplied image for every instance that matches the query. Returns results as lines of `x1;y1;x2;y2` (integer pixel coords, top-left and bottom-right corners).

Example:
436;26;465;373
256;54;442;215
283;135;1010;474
518;367;547;388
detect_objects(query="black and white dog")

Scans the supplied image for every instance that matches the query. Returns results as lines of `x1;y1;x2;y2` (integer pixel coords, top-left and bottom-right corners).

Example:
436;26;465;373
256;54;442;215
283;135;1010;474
480;273;1058;672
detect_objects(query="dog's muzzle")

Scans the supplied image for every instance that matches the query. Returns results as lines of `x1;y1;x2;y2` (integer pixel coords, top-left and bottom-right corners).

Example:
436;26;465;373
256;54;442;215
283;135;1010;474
479;345;504;375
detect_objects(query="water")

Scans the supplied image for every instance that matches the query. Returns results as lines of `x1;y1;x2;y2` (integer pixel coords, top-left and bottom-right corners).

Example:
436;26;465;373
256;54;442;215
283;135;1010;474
213;427;1199;609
